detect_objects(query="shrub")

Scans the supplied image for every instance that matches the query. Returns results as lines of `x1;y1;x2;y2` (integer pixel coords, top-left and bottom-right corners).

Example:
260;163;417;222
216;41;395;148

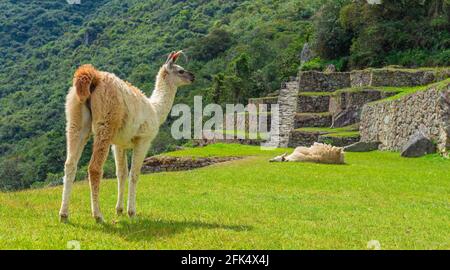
300;57;326;71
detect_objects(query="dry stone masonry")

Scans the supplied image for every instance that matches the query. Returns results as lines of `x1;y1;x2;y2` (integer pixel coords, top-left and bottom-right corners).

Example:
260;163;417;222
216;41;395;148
360;82;450;154
142;156;242;173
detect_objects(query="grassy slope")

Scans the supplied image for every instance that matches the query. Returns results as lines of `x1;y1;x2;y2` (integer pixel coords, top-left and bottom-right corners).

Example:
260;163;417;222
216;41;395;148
377;78;450;102
0;144;449;250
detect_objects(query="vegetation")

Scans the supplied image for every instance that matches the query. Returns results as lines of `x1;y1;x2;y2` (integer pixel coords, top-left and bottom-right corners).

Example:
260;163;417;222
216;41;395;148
311;0;450;70
0;144;449;249
375;78;450;102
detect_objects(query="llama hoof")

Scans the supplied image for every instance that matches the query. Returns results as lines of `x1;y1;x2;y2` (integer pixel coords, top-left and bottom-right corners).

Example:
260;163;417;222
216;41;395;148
59;214;69;223
116;208;124;215
94;216;105;224
127;210;136;218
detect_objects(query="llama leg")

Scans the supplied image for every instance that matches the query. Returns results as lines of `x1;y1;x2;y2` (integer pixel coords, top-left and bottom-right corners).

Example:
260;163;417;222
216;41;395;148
113;145;128;215
127;138;152;217
88;132;112;223
59;101;91;222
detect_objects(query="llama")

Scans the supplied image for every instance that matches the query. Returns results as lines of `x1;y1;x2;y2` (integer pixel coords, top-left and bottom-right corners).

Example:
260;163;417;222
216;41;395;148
59;51;194;223
270;143;345;164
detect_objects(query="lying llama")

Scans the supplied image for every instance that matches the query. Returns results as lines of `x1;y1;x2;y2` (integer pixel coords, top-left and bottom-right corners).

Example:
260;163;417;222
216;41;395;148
59;51;194;223
270;143;345;164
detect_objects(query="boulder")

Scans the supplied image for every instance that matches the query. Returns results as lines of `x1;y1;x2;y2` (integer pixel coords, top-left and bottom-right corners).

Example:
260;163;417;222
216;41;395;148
324;64;336;73
400;132;436;157
344;141;380;152
332;108;360;127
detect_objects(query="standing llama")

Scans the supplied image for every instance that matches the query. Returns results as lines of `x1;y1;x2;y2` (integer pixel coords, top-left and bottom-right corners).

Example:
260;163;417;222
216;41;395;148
59;51;194;223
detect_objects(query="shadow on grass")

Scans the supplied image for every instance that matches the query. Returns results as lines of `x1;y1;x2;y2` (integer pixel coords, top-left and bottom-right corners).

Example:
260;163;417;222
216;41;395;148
71;217;251;243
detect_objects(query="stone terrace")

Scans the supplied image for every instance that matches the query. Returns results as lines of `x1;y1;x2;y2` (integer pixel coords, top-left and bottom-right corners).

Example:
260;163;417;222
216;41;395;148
256;67;450;148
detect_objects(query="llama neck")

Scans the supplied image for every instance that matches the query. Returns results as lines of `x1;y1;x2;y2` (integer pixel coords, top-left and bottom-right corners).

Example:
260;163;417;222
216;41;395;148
149;68;178;125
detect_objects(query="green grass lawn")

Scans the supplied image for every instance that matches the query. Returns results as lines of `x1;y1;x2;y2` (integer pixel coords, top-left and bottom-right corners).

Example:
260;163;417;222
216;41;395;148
0;143;449;250
296;124;360;138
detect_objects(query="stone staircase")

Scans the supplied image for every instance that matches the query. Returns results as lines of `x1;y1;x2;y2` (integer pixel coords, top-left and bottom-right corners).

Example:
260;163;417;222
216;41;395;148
287;73;360;147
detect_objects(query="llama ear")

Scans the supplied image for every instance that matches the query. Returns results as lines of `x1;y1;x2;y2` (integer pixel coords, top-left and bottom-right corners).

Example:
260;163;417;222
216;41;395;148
166;51;175;65
165;51;182;66
172;51;182;62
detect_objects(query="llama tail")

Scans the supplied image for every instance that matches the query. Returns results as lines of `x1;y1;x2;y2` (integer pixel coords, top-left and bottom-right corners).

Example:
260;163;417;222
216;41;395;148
73;64;100;103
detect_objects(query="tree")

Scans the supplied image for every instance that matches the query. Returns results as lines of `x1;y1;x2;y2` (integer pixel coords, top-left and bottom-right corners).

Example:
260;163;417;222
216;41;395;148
191;29;233;61
312;0;353;60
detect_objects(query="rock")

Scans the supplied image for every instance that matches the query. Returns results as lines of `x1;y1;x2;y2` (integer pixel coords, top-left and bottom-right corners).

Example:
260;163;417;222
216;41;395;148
300;42;315;64
344;141;380;152
332;108;359;127
324;64;336;73
141;156;241;173
400;132;436;157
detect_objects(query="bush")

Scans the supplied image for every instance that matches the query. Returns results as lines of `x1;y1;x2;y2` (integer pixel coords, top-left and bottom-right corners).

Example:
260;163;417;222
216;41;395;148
190;28;233;61
300;57;326;71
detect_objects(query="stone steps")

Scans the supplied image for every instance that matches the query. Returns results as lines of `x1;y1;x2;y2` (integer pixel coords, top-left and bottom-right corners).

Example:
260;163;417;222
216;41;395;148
294;112;332;128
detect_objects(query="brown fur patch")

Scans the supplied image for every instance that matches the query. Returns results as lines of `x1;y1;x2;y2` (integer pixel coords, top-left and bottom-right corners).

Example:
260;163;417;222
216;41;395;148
161;69;169;80
74;64;101;103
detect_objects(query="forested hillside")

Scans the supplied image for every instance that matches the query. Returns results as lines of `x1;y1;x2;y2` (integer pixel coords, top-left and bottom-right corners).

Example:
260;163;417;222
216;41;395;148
0;0;449;190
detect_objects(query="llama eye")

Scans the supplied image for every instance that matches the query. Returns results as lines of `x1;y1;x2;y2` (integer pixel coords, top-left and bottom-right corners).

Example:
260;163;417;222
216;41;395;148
178;70;185;74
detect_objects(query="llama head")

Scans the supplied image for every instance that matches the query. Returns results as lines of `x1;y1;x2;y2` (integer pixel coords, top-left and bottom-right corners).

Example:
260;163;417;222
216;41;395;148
269;152;288;162
163;50;195;86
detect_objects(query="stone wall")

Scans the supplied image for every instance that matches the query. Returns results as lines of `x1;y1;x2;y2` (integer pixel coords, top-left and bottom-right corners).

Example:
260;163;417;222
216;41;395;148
297;94;330;113
298;71;351;92
329;89;398;127
267;81;299;147
298;68;450;94
317;134;360;147
349;70;372;87
142;156;242;173
360;83;450;153
294;113;332;128
350;68;450;87
288;130;320;147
